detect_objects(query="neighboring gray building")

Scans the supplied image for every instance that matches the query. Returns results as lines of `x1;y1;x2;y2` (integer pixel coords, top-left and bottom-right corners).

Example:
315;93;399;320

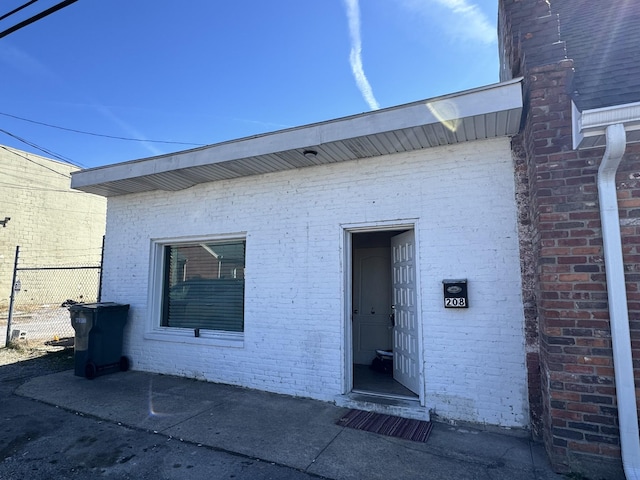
0;146;106;309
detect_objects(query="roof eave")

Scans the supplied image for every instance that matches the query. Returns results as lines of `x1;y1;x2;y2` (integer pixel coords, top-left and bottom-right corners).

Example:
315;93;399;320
572;100;640;150
71;78;523;197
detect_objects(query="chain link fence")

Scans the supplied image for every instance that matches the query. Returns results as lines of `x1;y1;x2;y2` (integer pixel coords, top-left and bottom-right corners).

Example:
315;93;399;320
1;246;102;347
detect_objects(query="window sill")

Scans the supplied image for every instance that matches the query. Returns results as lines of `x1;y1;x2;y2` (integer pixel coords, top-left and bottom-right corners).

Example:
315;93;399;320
144;328;244;348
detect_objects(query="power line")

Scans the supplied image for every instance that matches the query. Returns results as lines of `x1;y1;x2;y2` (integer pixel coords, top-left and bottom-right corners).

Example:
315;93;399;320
0;128;75;165
1;197;106;216
0;145;71;179
0;0;79;40
0;128;74;164
0;0;40;22
0;111;207;146
2;169;75;186
0;181;87;194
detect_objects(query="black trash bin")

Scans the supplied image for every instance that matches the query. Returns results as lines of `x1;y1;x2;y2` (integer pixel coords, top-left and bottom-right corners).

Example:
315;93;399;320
70;302;130;379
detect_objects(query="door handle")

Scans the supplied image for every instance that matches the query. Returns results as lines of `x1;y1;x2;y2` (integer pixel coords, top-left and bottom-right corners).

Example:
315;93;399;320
390;305;396;326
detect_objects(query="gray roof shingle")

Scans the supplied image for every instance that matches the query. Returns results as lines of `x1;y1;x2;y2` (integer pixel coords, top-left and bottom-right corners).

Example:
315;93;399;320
553;0;640;110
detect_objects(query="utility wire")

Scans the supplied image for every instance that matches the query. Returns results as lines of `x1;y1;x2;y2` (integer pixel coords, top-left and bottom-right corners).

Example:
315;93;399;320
0;128;74;164
1;197;107;216
0;0;79;39
0;145;71;179
0;0;40;22
3;168;74;185
0;111;207;146
0;181;86;194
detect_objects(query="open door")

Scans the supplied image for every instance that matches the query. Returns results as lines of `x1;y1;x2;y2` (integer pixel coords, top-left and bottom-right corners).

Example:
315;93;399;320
352;248;392;365
391;230;420;395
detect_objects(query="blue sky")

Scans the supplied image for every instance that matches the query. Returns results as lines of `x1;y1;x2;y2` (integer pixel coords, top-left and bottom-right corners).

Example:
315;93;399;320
0;0;499;169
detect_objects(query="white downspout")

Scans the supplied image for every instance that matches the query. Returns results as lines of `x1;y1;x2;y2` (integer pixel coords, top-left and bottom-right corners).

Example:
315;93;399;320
597;123;640;480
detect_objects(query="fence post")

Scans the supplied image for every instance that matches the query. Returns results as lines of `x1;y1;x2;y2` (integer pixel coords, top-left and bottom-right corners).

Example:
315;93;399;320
98;235;105;303
5;245;20;347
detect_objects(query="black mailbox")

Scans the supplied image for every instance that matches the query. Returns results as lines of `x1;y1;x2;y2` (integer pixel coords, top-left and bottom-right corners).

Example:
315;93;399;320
443;279;468;308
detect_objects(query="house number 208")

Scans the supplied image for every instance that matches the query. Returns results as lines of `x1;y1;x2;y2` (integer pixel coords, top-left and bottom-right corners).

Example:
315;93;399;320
445;297;466;307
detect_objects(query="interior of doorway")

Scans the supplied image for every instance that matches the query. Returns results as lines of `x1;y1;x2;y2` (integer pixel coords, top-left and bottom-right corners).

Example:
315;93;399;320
351;229;418;399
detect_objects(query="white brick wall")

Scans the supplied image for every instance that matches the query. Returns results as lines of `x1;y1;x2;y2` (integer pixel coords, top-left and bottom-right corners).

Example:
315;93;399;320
102;137;529;427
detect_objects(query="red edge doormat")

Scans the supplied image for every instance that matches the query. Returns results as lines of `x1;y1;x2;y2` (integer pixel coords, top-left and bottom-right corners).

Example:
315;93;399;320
336;409;433;443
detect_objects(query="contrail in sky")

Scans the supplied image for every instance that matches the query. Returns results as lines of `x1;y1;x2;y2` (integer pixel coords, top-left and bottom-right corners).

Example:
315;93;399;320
433;0;495;44
400;0;495;45
95;105;164;157
344;0;380;110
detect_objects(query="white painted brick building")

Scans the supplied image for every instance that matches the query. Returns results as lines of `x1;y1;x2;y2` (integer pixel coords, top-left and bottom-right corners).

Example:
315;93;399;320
72;79;529;428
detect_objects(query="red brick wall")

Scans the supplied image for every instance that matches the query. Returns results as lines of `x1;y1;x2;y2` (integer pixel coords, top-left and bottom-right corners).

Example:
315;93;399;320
500;0;640;477
533;123;640;477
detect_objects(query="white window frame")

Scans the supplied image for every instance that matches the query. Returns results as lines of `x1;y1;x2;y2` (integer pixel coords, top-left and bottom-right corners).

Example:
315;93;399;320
145;233;246;347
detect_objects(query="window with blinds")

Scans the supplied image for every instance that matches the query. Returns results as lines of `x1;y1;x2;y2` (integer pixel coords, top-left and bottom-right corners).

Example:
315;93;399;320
161;240;245;332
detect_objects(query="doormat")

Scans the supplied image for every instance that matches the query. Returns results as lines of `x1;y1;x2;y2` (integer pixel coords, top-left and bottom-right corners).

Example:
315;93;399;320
336;409;433;443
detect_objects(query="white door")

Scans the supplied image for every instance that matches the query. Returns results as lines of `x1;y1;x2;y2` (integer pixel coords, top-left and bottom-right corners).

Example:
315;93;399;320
391;230;420;395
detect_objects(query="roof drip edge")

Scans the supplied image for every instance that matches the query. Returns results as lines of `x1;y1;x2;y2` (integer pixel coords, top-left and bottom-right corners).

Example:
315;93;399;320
71;79;524;197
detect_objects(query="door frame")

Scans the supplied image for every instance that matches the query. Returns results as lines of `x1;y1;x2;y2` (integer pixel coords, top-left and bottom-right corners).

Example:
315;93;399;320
341;219;425;406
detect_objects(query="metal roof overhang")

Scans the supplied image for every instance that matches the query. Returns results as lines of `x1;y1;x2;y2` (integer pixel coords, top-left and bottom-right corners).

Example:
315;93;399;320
572;100;640;149
71;78;523;197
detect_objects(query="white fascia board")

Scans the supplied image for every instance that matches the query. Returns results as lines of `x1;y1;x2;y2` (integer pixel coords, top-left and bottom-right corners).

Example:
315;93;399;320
71;78;522;191
573;100;640;149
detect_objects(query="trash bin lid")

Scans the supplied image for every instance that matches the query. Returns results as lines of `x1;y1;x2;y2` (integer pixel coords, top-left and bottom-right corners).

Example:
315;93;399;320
69;302;130;311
